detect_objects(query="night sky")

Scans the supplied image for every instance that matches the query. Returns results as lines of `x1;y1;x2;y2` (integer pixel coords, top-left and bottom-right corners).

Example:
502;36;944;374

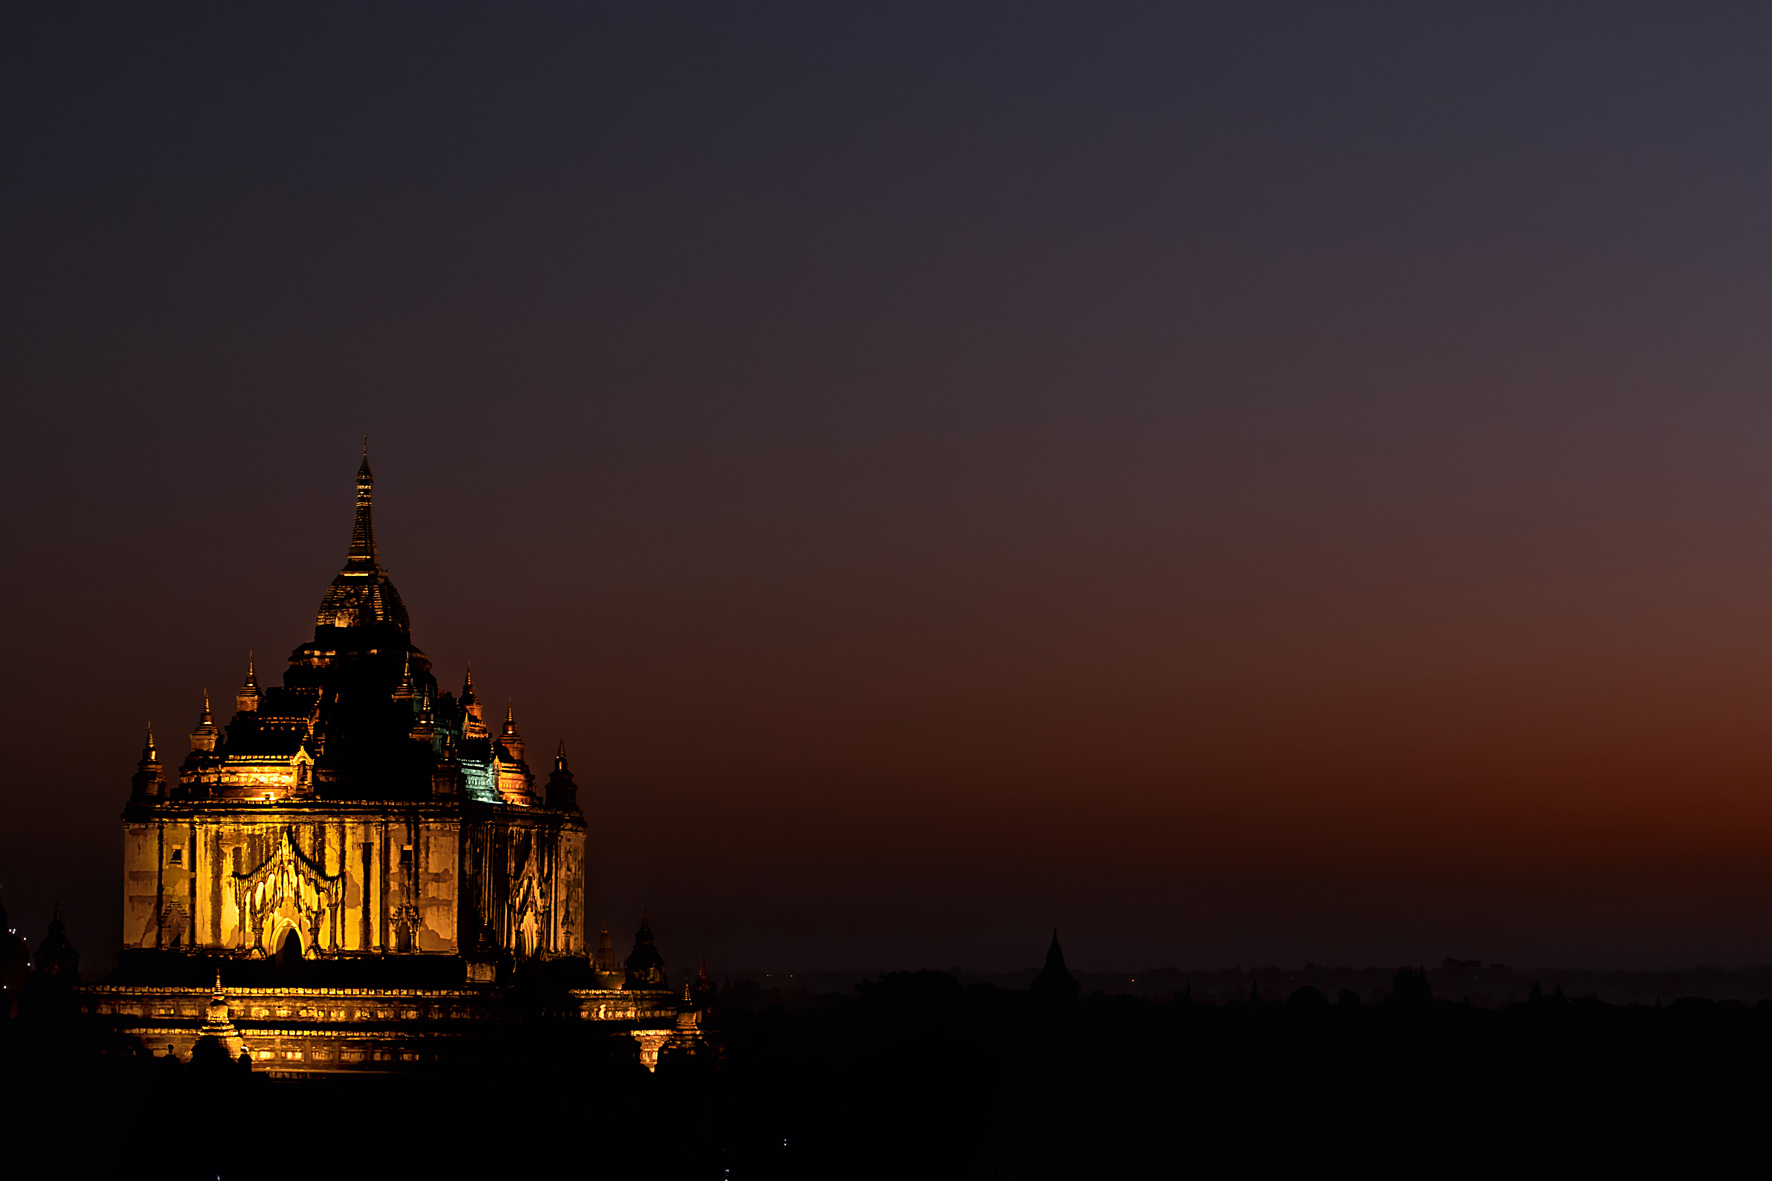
11;3;1772;974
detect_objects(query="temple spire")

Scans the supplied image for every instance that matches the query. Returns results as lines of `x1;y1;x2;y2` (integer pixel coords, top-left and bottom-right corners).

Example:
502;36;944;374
460;664;486;736
132;724;163;799
347;446;377;567
546;738;578;809
190;691;220;753
497;699;525;764
691;956;716;1002
1032;929;1079;1002
312;452;410;635
36;902;78;980
393;651;416;702
624;911;666;989
236;653;260;714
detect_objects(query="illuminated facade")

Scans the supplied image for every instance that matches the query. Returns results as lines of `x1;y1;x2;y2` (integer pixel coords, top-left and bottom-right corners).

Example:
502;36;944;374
90;454;709;1072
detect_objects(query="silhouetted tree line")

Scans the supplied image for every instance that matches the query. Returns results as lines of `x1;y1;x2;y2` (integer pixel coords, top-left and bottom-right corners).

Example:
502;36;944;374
10;951;1772;1178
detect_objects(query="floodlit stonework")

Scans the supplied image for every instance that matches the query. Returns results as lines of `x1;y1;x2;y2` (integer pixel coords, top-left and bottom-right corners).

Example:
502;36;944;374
84;452;711;1073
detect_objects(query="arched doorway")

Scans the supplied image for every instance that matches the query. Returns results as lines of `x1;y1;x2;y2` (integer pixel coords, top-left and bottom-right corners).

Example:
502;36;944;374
275;928;303;979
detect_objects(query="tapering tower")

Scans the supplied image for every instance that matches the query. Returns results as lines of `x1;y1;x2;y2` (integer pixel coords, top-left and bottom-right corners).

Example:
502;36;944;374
129;726;164;801
546;741;578;809
1031;930;1080;1002
235;655;259;714
190;692;220;752
311;448;410;635
624;912;667;989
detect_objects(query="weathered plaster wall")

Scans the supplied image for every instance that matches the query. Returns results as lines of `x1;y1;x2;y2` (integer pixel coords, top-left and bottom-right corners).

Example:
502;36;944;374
123;805;463;956
123;802;584;961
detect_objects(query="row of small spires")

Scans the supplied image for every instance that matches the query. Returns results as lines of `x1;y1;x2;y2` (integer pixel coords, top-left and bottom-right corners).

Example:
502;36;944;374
136;723;574;773
190;652;497;728
137;656;570;774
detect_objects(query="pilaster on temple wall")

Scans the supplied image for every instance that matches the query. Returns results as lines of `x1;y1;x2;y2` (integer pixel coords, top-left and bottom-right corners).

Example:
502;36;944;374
123;804;461;957
122;800;584;961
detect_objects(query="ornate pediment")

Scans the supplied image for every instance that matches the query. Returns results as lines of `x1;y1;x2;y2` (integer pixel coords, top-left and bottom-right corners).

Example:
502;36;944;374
232;828;342;956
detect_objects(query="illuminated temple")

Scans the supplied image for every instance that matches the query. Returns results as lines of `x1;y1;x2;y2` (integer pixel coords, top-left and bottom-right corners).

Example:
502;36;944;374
80;454;711;1073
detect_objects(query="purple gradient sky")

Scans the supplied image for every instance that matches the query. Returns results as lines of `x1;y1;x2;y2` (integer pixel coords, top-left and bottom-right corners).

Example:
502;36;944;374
10;4;1772;972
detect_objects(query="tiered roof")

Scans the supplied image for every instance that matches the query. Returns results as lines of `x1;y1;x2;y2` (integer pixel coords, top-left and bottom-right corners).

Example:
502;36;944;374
145;455;562;809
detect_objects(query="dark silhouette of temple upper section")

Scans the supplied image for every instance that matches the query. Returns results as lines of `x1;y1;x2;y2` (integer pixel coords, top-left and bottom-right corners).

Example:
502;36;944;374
131;452;557;805
626;911;668;989
34;905;78;981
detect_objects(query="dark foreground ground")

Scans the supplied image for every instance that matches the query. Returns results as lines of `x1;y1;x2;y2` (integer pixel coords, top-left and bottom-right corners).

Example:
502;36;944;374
6;970;1772;1179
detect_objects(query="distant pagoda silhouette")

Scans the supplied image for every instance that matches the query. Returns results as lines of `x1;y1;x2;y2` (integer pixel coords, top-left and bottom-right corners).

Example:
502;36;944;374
1032;930;1080;1002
